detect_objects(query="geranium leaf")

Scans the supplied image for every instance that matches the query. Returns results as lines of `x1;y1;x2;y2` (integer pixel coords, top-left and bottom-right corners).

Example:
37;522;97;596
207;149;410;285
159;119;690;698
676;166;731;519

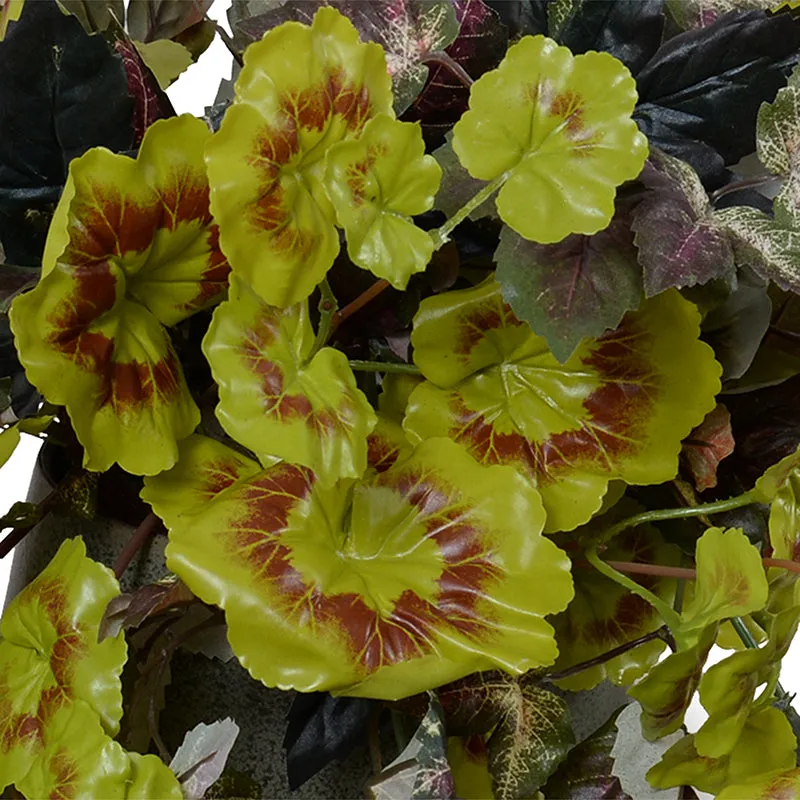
632;149;735;296
633;10;800;188
550;508;678;691
406;280;721;532
646;707;797;794
0;0;133;266
169;718;240;800
324;115;440;288
0;538;126;792
142;434;573;699
432;134;497;222
484;677;574;799
9;115;229;475
493;204;644;363
753;443;800;503
451;34;647;243
717;767;800;799
681;527;769;638
682;403;735;492
757;445;800;561
367;413;415;475
206;7;393;308
627;625;717;740
203;274;377;484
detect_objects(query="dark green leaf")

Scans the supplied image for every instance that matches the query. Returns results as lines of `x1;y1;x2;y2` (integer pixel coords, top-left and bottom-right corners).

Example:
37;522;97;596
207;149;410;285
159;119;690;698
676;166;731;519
494;207;643;363
0;317;39;417
126;0;213;43
57;0;125;33
0;0;133;265
634;10;800;188
432;134;496;222
484;0;548;39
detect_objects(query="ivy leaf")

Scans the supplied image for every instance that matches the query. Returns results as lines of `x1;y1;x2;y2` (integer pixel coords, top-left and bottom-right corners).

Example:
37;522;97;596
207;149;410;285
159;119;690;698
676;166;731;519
556;0;665;77
627;625;718;740
368;693;455;799
203;274;377;484
324;115;441;288
682;403;735;492
550;510;678;691
142;434;572;699
647;707;797;794
452;34;647;243
0;538;126;792
9;115;229;476
680;527;769;639
206;7;393;308
0;0;133;266
169;718;240;800
485;677;575;798
633;10;800;188
493;202;644;363
542;708;632;799
405;280;721;532
717;767;800;799
632;149;735;297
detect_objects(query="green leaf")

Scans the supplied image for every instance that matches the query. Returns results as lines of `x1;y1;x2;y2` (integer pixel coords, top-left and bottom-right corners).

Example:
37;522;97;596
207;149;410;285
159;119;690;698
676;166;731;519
9;115;229;475
632;149;735;297
753;444;800;561
142;434;573;699
627;625;717;740
406;280;721;532
452;34;647;243
206;6;394;308
485;677;575;799
680;527;769;639
550;507;678;691
0;538;126;792
133;39;193;90
203;274;377;484
0;423;20;470
646;707;797;794
0;0;23;39
446;735;496;800
56;0;125;33
716;767;800;800
324;115;440;289
493;204;643;363
127;0;212;42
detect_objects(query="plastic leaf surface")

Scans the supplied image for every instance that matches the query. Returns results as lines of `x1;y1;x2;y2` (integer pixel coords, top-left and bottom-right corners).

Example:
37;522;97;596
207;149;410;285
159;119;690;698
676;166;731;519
169;718;240;799
452;34;647;243
204;274;376;483
9;115;229;475
324;115;440;288
143;434;573;699
206;7;394;308
646;707;797;794
0;538;126;791
716;767;800;800
406;280;721;532
681;403;735;493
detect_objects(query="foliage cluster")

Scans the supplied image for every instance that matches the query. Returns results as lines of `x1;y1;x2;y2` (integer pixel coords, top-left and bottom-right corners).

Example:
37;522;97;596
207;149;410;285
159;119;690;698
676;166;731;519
4;0;800;796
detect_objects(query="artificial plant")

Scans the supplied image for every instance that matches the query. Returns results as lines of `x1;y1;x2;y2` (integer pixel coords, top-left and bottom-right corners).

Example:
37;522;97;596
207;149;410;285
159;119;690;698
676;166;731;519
4;0;800;797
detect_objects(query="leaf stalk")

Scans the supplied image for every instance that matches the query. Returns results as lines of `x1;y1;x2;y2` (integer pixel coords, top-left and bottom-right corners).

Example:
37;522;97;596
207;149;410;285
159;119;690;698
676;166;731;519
349;360;422;375
431;172;506;248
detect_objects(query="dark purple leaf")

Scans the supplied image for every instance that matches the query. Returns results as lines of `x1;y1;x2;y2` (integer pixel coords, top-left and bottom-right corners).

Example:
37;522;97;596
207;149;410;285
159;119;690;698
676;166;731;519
682;403;735;492
494;204;643;363
632;150;735;296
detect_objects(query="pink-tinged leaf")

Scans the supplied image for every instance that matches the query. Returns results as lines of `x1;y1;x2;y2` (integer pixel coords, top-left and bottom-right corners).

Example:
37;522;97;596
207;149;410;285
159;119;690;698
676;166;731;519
682;403;735;492
169;718;240;800
142;434;573;699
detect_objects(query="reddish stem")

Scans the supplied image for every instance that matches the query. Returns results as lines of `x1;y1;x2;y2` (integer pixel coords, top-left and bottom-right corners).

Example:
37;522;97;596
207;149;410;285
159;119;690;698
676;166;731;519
332;279;390;330
762;558;800;574
603;557;800;580
114;512;161;579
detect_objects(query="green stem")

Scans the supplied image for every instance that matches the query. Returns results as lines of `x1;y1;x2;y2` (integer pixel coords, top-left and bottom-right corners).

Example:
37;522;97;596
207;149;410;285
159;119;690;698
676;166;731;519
586;546;683;632
598;490;757;545
307;279;338;361
349;360;422;375
431;173;506;249
731;617;792;703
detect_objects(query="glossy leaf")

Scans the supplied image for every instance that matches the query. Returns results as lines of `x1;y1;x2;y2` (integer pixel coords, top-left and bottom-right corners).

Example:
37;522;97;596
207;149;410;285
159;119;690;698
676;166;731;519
632;149;734;296
0;0;133;266
203;274;376;484
169;718;240;799
446;735;495;800
325;115;440;288
206;6;393;308
493;203;643;363
760;447;800;562
541;708;631;800
9;115;229;475
452;34;647;243
0;538;125;791
232;1;460;116
633;10;800;188
406;280;721;532
142;434;573;699
627;625;717;740
680;527;769;639
682;403;735;492
646;707;797;794
133;39;193;90
716;767;800;800
754;443;800;504
550;515;678;691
